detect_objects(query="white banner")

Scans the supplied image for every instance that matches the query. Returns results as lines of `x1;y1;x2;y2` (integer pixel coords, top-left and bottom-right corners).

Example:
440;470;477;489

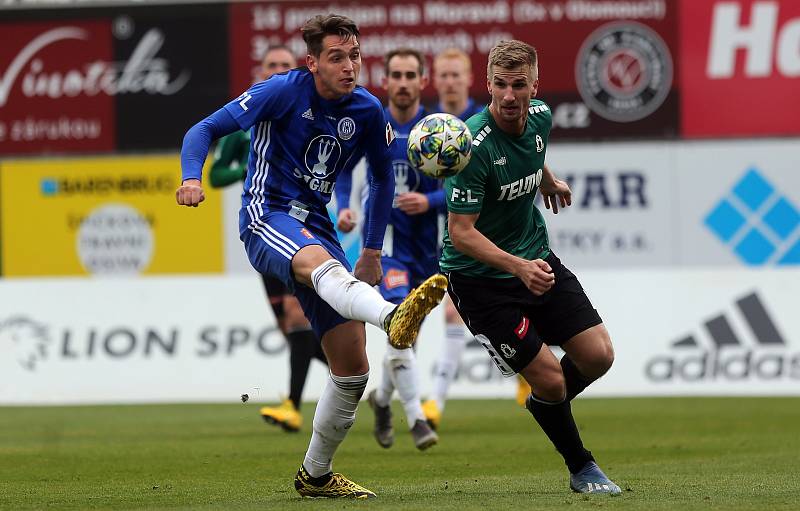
541;138;800;267
1;269;798;404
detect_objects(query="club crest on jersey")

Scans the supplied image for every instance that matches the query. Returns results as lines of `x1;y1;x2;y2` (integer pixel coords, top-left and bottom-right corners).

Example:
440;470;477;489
393;160;420;195
304;135;342;179
385;122;395;146
384;269;409;290
337;117;355;140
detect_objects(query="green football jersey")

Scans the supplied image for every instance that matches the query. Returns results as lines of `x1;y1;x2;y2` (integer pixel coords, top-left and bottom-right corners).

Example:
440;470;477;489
440;99;552;279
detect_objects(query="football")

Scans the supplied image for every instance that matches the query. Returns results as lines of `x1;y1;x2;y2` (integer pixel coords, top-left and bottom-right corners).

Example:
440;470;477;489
406;113;473;178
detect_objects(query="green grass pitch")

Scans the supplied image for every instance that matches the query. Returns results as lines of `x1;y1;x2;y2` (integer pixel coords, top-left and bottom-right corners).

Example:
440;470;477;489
1;397;798;510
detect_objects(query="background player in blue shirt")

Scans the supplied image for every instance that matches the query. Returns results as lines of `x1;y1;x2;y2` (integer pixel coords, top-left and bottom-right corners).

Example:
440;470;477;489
176;14;447;499
336;48;442;451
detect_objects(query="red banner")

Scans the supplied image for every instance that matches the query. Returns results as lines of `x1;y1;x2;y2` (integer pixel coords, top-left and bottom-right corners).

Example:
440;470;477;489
0;21;114;155
680;0;800;137
229;0;679;140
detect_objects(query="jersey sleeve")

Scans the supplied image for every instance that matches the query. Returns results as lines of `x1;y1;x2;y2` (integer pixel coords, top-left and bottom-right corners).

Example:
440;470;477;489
223;76;294;131
445;146;489;214
362;105;396;250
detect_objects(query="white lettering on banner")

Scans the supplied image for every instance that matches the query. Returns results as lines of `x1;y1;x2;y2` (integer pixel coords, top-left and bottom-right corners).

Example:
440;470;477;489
708;1;800;78
424;1;510;25
5;116;101;142
283;5;387;32
552;103;591;129
0;27;190;109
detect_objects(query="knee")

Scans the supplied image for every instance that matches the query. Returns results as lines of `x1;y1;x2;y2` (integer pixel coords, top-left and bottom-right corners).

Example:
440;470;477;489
531;372;566;402
592;339;615;377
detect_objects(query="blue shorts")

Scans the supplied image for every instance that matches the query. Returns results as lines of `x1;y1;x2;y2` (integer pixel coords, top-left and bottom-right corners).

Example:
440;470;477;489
378;256;435;305
242;212;351;339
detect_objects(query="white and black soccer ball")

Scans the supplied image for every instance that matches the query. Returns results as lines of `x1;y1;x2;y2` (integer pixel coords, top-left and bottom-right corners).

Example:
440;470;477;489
406;113;473;179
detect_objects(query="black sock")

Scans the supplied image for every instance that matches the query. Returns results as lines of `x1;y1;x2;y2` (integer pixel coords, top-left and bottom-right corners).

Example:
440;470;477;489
287;329;320;410
313;336;328;365
300;465;332;484
561;356;594;401
526;394;594;474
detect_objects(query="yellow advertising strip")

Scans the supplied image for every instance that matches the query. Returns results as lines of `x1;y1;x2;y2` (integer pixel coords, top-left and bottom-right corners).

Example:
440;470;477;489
1;155;222;276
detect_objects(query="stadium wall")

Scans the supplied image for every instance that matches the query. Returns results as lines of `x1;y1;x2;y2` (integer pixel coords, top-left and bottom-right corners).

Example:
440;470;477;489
1;267;798;405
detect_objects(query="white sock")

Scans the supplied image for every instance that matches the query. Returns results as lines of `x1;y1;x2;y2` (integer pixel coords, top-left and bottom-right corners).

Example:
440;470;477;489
311;260;395;329
431;324;469;412
385;345;425;425
303;371;368;477
374;354;395;407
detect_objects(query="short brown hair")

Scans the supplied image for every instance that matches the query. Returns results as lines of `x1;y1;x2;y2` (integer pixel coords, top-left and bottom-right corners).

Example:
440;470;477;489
301;14;360;57
384;47;425;76
487;40;538;79
434;48;472;74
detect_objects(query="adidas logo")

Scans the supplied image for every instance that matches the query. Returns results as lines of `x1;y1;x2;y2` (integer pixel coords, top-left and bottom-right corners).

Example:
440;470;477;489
645;292;799;382
302;108;315;121
493;156;507;166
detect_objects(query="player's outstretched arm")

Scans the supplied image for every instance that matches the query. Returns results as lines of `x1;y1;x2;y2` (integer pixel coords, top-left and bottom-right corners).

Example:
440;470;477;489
178;108;241;205
539;164;572;214
449;211;554;295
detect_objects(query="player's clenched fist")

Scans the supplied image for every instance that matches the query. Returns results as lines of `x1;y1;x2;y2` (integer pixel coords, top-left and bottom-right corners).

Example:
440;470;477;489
176;178;205;207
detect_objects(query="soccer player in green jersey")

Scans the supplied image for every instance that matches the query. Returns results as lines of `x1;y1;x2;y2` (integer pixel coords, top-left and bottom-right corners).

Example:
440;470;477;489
440;40;621;495
209;45;327;433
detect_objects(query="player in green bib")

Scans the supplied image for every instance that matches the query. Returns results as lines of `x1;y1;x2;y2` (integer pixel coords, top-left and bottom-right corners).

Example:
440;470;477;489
441;40;621;495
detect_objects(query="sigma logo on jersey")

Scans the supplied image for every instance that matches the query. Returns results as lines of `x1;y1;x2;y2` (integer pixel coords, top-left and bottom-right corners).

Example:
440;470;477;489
575;22;673;123
337;117;355;140
303;135;341;179
384;269;409;290
472;126;491;147
497;169;542;201
393;160;420;207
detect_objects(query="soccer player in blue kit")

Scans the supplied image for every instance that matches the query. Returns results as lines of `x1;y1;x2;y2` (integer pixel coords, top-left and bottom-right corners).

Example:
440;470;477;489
336;48;441;451
176;14;447;499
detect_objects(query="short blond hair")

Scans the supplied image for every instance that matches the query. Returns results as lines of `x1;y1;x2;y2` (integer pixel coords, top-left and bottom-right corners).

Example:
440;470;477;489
487;40;537;79
434;47;472;74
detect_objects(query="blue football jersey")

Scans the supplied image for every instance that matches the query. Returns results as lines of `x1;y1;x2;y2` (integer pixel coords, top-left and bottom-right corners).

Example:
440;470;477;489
223;68;394;244
437;97;485;122
361;106;444;275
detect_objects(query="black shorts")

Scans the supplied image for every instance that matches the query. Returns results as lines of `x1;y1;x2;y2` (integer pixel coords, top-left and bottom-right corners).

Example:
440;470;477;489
447;252;602;376
261;274;289;319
